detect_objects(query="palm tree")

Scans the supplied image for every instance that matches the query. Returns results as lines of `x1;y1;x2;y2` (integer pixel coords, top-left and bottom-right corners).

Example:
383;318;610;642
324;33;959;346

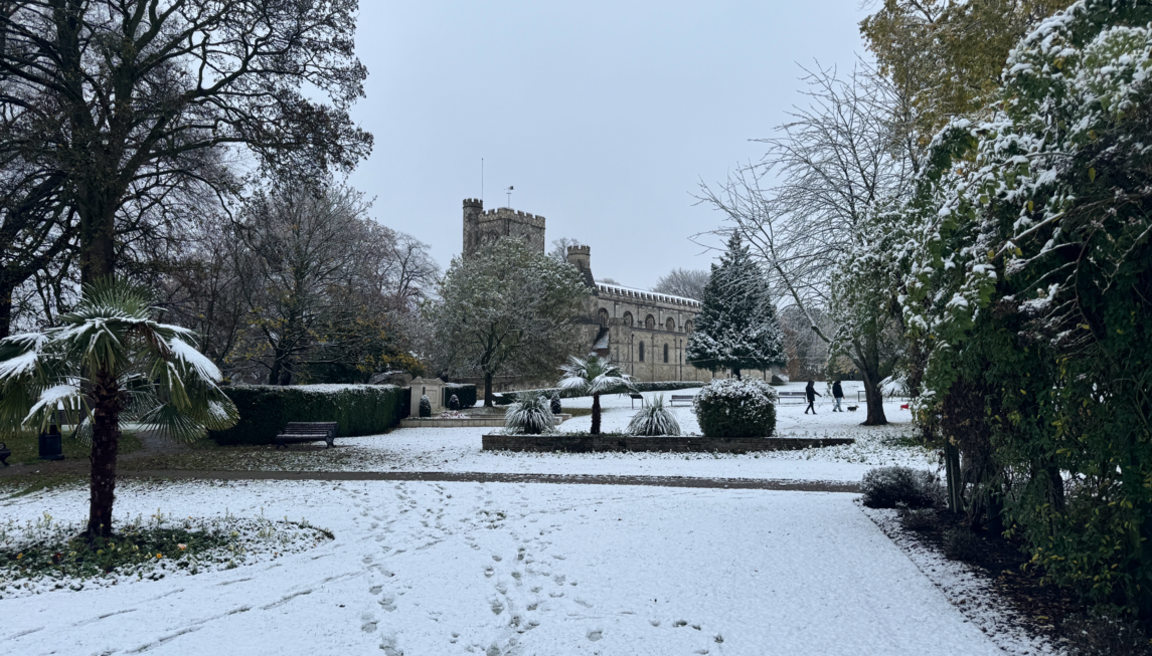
558;354;631;434
0;278;238;537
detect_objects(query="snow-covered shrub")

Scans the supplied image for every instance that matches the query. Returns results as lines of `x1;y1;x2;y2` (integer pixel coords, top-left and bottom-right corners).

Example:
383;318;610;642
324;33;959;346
504;392;554;435
860;467;939;509
448;394;461;411
550;391;561;415
898;508;936;533
418;395;432;418
443;383;477;408
627;394;681;436
692;379;777;438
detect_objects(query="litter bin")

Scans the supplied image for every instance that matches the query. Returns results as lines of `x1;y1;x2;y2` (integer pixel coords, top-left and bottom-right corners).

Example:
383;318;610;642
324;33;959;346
39;424;64;460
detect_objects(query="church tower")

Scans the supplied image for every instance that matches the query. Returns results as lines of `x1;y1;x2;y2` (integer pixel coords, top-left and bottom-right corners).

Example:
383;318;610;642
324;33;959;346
461;198;547;258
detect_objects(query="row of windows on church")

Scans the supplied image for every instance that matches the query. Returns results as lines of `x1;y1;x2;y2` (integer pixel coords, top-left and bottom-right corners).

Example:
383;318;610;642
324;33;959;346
597;308;693;333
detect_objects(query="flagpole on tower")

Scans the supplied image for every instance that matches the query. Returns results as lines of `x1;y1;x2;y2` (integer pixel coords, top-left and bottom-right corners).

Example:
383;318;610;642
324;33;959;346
506;185;513;208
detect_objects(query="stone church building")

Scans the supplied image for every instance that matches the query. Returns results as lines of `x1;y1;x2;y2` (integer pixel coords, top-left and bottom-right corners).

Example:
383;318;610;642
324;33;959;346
462;199;775;384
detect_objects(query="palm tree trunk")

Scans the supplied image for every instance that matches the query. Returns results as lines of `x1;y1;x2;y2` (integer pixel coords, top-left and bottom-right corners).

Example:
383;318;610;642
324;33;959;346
86;368;123;537
591;393;601;435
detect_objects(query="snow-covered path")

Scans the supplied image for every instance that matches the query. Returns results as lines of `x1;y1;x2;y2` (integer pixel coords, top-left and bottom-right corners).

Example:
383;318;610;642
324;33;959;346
3;479;1001;655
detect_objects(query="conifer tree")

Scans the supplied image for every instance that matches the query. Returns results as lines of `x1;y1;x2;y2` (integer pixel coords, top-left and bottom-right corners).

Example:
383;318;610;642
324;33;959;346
686;234;785;379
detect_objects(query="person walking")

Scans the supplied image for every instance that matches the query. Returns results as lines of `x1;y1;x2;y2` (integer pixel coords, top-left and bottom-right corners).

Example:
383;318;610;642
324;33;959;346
832;380;844;412
804;380;821;414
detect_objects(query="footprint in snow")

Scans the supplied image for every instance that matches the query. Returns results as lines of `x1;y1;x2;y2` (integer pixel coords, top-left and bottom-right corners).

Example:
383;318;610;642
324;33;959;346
587;628;603;642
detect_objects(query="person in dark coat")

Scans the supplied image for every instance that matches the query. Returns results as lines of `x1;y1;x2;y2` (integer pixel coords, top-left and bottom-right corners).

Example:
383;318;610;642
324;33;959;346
804;380;821;414
832;380;844;412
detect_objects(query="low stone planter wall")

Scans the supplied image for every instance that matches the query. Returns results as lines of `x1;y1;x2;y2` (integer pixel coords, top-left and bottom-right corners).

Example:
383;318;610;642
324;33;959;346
400;414;570;429
481;434;854;453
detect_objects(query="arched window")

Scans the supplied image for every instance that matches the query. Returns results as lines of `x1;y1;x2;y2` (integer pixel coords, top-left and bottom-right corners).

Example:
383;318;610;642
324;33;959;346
645;315;656;330
622;312;633;327
663;343;669;363
684;320;694;334
638;341;645;362
665;317;675;332
597;308;610;327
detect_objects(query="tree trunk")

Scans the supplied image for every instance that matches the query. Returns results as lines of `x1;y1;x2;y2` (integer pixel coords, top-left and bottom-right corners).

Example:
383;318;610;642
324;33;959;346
944;442;962;513
86;368;123;538
591;393;601;435
860;367;888;426
732;368;742;380
483;372;494;407
77;197;117;285
0;280;13;339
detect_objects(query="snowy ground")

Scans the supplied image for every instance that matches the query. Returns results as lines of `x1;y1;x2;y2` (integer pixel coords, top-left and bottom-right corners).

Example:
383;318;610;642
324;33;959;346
2;478;1007;656
227;383;934;485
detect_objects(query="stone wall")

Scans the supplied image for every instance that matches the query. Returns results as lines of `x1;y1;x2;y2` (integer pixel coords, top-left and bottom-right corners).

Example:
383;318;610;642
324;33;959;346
482;434;854;453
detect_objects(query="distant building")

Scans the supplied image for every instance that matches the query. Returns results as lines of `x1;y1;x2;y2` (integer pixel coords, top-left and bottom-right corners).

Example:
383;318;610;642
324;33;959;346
460;199;777;385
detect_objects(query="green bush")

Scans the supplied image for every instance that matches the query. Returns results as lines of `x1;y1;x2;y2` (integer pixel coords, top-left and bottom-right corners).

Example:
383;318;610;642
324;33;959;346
442;383;476;408
692;379;776;437
861;466;940;509
209;385;404;445
498;381;704;405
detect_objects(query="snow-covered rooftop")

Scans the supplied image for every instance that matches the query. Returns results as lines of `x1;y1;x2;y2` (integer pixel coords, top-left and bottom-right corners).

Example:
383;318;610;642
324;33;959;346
595;282;701;307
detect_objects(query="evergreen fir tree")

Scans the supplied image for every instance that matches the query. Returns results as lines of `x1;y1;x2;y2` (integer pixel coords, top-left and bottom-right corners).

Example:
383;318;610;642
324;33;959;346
686;233;785;378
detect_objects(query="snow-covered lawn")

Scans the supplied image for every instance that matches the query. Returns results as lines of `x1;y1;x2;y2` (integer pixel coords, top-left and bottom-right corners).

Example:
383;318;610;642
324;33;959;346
2;478;1004;656
230;384;933;485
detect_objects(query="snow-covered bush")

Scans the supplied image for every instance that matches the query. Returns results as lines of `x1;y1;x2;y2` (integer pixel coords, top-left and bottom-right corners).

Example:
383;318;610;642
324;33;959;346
627;394;681;436
860;467;939;509
550;391;561;415
692;379;777;438
504;392;554;435
448;394;461;411
418;395;432;418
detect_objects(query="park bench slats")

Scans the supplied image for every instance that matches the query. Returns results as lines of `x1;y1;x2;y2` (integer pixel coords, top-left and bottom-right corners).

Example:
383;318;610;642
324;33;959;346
777;391;808;404
275;422;338;449
669;394;694;407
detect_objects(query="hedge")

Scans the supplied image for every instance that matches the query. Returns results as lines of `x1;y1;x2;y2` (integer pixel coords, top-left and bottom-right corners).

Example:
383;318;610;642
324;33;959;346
209;384;405;445
441;383;477;409
496;381;704;405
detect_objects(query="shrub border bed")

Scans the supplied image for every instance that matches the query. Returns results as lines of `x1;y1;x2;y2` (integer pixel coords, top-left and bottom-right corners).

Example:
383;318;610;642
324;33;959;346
481;434;853;453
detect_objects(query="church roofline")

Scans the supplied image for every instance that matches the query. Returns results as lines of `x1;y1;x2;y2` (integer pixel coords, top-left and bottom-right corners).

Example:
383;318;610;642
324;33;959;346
595;282;702;308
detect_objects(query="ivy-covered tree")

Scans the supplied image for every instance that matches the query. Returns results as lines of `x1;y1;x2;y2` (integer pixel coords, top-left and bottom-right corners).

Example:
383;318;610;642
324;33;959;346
686;234;785;379
427;240;590;406
896;0;1152;619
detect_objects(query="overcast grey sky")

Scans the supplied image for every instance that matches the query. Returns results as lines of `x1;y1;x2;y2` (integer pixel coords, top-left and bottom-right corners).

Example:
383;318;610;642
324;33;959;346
347;1;872;290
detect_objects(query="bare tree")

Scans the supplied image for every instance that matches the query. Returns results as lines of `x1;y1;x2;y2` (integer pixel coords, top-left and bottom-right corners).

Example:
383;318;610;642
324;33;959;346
698;64;916;425
653;268;710;300
547;237;583;263
0;0;372;286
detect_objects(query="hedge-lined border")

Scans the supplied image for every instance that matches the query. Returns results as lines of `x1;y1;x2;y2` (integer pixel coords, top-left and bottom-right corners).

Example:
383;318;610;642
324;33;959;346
442;383;477;409
209;385;405;445
496;381;704;405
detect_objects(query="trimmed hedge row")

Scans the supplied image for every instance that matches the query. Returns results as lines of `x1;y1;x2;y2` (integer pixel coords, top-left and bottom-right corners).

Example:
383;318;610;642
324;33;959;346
496;381;704;405
442;383;477;409
209;385;405;445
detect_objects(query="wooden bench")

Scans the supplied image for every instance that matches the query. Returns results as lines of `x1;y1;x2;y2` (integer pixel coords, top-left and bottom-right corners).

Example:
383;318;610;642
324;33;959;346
669;394;695;407
629;392;644;408
777;391;809;404
275;422;338;449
